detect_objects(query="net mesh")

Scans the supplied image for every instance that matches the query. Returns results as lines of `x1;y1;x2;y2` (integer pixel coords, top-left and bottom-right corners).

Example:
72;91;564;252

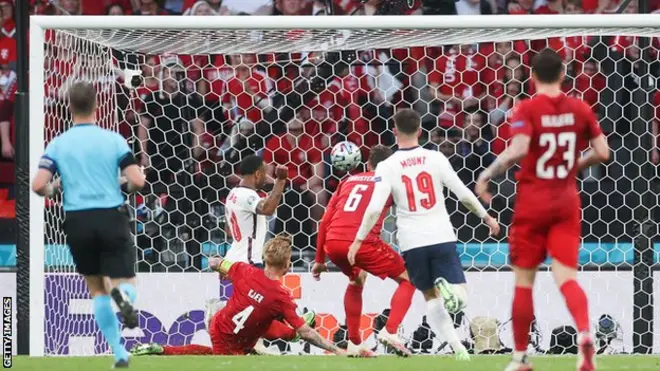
40;26;659;355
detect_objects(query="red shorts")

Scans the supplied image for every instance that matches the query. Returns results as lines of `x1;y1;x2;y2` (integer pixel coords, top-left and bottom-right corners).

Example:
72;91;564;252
324;239;406;281
510;212;581;269
208;313;250;355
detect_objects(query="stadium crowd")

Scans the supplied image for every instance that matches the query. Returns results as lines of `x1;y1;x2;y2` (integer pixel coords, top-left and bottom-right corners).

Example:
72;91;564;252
0;0;658;271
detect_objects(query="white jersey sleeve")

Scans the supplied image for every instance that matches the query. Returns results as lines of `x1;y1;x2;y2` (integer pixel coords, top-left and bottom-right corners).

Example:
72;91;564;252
225;187;268;264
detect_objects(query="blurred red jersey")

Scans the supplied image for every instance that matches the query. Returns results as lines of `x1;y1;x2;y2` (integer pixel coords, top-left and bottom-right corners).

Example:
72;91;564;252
210;262;304;354
509;94;602;215
318;171;391;247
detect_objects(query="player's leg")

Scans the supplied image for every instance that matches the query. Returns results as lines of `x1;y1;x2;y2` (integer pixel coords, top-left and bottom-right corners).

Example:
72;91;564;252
505;222;546;371
324;241;375;357
548;217;594;371
403;245;468;361
356;242;415;357
66;213;131;367
427;243;471;360
102;209;139;329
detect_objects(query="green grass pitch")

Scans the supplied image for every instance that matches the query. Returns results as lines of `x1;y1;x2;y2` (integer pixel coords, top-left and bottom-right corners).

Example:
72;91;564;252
12;355;660;371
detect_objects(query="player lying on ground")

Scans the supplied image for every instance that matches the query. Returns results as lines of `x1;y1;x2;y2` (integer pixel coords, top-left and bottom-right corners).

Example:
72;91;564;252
132;235;345;356
221;155;317;353
475;48;609;371
312;145;415;358
32;82;145;368
349;109;501;361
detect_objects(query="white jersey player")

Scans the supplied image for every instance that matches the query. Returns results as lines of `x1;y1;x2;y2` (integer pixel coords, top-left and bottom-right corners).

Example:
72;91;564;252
207;155;288;355
224;155;287;265
349;109;500;361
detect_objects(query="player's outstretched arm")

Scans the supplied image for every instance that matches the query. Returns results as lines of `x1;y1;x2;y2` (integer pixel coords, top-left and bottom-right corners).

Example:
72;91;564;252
576;134;610;172
256;165;288;216
296;324;346;355
475;134;531;204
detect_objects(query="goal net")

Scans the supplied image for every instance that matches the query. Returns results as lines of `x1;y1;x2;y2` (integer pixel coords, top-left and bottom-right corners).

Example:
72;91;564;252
29;15;660;356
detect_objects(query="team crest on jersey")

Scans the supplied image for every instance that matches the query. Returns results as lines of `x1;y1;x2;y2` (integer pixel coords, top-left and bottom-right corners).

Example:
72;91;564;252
373;176;382;182
512;121;525;128
247;196;257;206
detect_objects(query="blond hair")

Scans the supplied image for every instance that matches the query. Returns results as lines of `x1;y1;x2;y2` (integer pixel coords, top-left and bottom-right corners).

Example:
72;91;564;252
263;234;292;269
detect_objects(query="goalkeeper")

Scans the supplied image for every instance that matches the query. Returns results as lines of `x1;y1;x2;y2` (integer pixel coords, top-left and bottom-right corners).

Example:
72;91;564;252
32;81;145;368
130;236;344;356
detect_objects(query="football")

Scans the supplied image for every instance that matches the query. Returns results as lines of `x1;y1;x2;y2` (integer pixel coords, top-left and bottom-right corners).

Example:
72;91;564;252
330;141;361;172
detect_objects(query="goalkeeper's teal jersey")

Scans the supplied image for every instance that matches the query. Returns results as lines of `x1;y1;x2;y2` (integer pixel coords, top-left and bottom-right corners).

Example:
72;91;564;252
39;123;133;212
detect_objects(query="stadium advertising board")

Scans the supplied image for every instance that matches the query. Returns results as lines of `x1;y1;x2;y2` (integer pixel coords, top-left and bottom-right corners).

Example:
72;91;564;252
0;271;655;354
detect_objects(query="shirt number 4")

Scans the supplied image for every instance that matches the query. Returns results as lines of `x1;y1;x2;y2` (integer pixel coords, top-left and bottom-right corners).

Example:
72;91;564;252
232;305;255;334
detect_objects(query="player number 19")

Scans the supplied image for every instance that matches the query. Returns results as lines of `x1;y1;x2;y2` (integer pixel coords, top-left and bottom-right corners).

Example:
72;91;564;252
232;305;255;334
536;132;576;179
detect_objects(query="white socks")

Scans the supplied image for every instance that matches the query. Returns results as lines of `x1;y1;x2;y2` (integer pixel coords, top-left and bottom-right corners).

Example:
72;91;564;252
426;298;464;351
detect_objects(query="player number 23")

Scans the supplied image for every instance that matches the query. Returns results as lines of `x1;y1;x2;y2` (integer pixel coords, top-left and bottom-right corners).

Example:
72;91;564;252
537;132;576;179
232;305;255;334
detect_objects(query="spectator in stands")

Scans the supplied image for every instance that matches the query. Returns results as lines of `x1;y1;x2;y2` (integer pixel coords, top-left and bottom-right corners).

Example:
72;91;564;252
224;54;272;127
0;55;14;160
183;0;225;15
134;0;174;15
428;44;483;129
273;0;311;15
458;112;494;184
107;2;129;15
217;118;263;186
653;91;660;165
222;0;272;15
0;0;14;39
455;0;495;15
263;112;325;250
182;0;228;14
56;0;82;15
138;56;206;190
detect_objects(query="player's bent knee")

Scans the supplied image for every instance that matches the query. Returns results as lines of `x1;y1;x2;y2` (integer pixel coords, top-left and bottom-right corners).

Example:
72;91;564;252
421;288;439;301
83;275;108;297
551;260;578;286
394;270;410;283
350;270;367;286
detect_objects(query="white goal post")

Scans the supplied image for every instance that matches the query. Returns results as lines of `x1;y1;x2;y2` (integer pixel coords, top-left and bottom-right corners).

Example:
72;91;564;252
28;14;660;357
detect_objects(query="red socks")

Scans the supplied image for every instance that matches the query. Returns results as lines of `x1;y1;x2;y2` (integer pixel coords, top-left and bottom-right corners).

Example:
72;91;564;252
344;283;363;345
163;344;213;355
560;280;590;333
512;286;534;352
263;320;298;341
385;280;415;334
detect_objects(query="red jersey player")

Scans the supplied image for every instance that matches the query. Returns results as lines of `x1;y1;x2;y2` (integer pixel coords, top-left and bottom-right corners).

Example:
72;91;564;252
311;145;415;357
132;235;344;356
475;49;610;371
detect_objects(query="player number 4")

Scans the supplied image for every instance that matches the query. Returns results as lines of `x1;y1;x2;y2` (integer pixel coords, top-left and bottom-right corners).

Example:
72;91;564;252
343;184;369;212
232;305;255;334
536;132;576;179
